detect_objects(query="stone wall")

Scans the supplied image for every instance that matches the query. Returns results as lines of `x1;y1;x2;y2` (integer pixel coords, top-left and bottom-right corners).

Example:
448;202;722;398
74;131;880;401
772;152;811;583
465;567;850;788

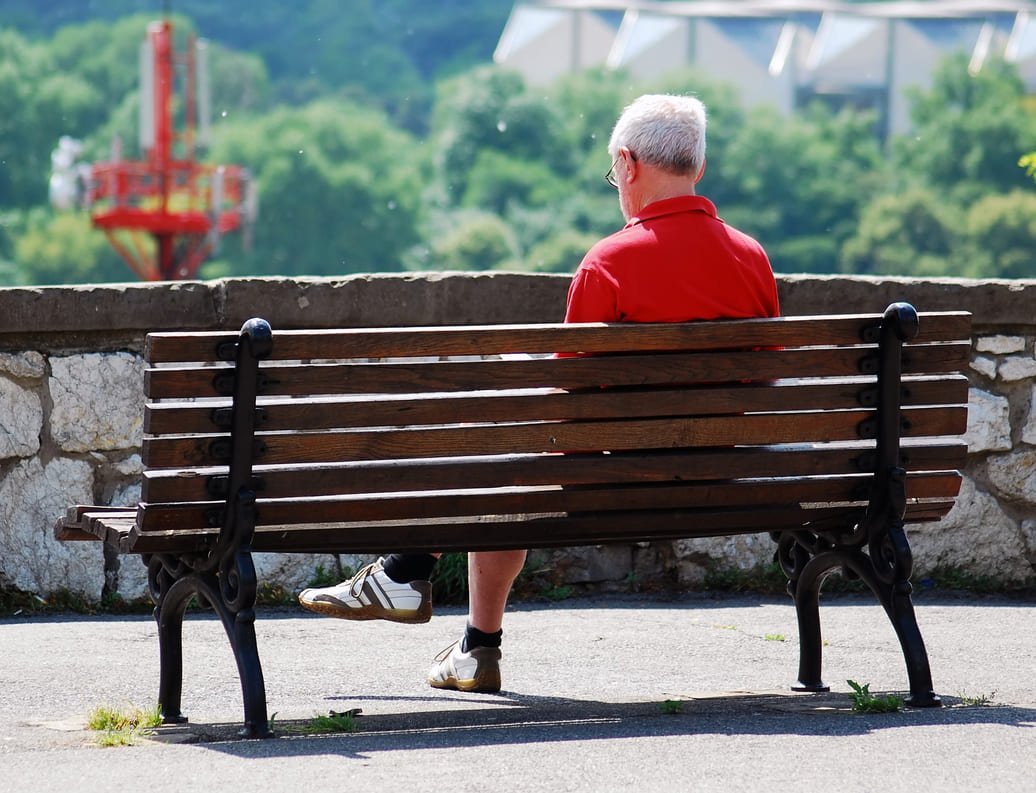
1;273;1034;599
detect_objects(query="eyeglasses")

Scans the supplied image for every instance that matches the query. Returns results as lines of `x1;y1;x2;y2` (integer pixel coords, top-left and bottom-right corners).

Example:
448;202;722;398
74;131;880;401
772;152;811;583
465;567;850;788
605;150;637;188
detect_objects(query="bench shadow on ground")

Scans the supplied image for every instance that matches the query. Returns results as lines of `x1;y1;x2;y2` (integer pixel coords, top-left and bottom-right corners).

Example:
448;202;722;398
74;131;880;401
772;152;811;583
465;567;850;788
177;689;1036;757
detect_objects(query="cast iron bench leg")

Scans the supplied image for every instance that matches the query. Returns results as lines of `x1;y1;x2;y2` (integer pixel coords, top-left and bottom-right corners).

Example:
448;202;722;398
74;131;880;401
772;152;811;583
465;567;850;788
155;576;193;726
788;559;829;693
153;566;273;737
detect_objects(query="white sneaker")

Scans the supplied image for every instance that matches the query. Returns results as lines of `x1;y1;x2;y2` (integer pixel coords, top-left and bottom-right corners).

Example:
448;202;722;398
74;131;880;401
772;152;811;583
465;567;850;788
298;558;432;624
428;639;502;693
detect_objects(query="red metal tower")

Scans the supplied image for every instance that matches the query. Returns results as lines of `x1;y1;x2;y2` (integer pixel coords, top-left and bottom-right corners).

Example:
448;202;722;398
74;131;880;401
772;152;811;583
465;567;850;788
85;19;254;280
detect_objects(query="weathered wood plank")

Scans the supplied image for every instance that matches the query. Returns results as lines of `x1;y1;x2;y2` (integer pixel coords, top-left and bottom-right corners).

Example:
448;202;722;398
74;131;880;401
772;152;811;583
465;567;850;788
141;440;968;503
122;498;958;555
144;312;973;363
144;375;970;435
144;342;971;400
134;470;961;533
140;404;968;469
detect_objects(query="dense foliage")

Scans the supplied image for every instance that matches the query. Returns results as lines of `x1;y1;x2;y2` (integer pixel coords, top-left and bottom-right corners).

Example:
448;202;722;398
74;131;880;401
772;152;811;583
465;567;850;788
0;5;1034;285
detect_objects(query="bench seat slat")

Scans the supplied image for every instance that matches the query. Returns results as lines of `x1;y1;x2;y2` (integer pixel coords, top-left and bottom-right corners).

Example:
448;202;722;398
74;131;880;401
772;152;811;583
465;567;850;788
144;312;973;363
54;506;136;541
144;343;971;400
123;499;958;555
140;440;968;503
144;375;970;435
141;405;968;468
134;470;961;532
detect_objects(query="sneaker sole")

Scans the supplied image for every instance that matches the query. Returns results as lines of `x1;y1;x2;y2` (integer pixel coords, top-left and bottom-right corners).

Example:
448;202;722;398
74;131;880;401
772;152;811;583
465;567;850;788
429;668;501;693
299;597;432;624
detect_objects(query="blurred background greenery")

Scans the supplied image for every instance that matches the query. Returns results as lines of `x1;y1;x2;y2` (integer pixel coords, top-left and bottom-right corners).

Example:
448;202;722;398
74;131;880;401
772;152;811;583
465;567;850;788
1;1;1034;285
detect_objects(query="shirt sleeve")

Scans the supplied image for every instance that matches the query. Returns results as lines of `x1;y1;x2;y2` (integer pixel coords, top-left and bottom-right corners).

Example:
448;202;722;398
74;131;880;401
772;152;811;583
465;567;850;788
563;265;619;324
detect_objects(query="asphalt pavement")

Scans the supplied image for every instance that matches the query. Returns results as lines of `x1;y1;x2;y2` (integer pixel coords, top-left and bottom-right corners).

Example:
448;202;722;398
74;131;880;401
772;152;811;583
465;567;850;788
1;591;1034;793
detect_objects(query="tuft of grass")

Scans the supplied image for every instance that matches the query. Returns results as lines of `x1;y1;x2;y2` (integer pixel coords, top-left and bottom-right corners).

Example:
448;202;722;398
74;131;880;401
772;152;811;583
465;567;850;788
256;582;299;607
764;633;786;642
658;699;684;715
703;560;789;594
541;584;574;601
307;562;352;589
292;709;361;734
917;566;1033;595
847;680;902;714
87;703;163;746
956;689;996;707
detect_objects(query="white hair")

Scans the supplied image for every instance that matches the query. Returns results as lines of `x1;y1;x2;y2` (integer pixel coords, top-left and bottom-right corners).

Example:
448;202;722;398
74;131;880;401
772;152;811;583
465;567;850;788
608;94;707;177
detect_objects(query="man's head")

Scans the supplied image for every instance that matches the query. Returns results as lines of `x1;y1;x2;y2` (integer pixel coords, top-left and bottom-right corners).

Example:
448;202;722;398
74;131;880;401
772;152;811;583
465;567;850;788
608;93;707;176
607;94;707;218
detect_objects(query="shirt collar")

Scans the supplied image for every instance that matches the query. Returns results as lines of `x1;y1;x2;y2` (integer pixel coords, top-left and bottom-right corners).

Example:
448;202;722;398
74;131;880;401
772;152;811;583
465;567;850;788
625;195;718;228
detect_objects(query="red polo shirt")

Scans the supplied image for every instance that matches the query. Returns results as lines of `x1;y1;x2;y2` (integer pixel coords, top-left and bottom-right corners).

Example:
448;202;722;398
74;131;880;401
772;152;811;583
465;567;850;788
563;195;779;324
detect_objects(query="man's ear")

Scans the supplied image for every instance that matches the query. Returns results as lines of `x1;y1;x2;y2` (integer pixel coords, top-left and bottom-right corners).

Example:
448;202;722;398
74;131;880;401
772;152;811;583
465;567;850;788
694;157;706;184
623;147;638;184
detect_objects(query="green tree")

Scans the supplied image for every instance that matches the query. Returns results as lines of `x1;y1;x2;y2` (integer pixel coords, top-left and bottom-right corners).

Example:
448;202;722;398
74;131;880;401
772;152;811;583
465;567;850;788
431;67;577;206
0;29;50;207
960;190;1036;279
525;228;600;273
840;188;961;277
207;99;425;276
892;55;1036;202
425;210;520;271
13;209;128;284
709;102;887;273
1022;152;1036;184
461;150;570;215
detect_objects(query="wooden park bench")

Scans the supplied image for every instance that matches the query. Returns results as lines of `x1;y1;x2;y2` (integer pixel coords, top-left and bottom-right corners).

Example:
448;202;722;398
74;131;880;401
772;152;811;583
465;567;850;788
55;301;971;738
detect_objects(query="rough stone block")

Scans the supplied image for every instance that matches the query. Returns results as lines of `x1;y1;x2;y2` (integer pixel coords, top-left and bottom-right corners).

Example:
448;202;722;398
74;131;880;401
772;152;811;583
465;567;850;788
0;457;97;596
999;355;1036;382
0;377;42;459
986;450;1036;503
964;388;1012;453
1023;386;1036;446
673;533;774;587
910;476;1033;582
49;352;144;452
969;356;997;380
0;351;46;379
976;335;1026;355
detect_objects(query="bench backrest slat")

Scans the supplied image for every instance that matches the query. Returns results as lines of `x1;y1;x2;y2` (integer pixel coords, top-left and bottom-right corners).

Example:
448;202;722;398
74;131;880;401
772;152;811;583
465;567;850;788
141;439;967;503
141;404;966;469
144;374;968;435
144;343;971;399
144;312;973;362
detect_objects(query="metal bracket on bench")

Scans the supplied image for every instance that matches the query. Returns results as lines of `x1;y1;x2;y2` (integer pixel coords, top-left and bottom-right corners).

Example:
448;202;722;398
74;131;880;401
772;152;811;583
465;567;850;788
206;474;266;499
212;406;268;430
213;370;271;397
856;415;912;440
209;437;267;463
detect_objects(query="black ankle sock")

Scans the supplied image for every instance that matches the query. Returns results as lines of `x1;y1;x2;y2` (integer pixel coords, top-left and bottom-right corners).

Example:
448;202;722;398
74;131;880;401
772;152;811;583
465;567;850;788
462;623;503;652
382;553;438;584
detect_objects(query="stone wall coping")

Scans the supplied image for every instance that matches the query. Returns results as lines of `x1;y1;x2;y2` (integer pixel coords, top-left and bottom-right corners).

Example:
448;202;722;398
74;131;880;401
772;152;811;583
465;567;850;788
1;273;1033;348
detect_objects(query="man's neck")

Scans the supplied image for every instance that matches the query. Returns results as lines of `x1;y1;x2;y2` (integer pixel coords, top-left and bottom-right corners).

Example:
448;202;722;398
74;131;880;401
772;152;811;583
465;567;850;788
629;168;699;215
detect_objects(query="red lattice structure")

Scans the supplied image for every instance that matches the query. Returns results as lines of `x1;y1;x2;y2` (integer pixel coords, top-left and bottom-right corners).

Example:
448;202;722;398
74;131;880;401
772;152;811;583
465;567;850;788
87;19;254;281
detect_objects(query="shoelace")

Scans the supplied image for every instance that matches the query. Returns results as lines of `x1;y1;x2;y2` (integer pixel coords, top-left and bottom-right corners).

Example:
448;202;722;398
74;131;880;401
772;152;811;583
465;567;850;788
433;640;462;663
347;560;382;598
